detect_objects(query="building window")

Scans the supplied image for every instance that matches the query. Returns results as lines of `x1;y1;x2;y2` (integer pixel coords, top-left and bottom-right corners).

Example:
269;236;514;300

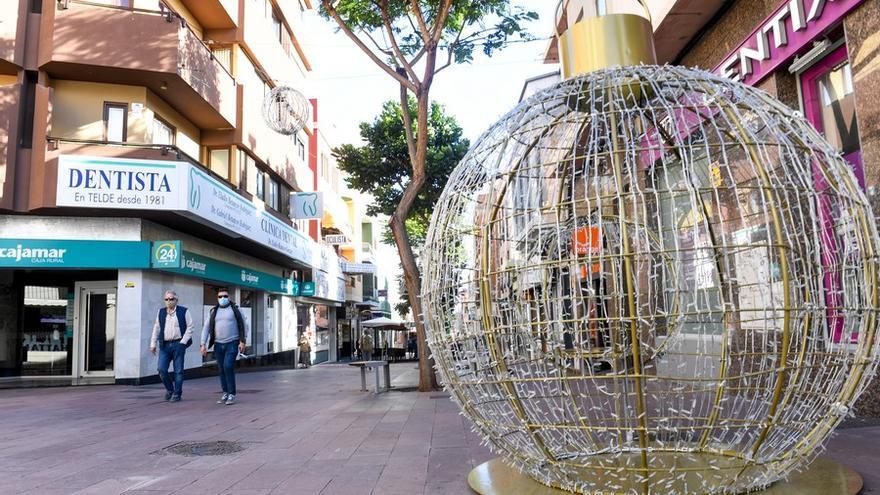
255;169;266;200
299;139;306;161
271;9;283;44
244;151;259;196
211;46;233;74
267;177;279;210
103;103;128;142
151;116;175;146
279;184;291;217
209;148;231;181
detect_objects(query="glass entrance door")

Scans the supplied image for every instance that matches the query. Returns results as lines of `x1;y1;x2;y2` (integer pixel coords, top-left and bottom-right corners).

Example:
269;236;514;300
74;282;117;377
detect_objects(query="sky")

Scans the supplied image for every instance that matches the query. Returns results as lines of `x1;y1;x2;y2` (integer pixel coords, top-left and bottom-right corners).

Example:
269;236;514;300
304;2;560;147
299;3;559;319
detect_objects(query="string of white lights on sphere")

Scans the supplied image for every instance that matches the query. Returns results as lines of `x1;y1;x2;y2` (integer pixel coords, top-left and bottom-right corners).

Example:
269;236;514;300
421;3;880;493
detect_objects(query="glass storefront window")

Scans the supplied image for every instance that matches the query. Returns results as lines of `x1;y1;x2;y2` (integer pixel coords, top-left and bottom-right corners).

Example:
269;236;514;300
21;286;73;376
297;304;312;346
315;305;329;348
267;295;279;353
202;283;223;362
817;61;859;155
800;44;863;187
240;290;254;353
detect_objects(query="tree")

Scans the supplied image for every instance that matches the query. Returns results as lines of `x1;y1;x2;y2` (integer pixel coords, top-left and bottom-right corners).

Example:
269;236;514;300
320;0;536;391
334;98;468;324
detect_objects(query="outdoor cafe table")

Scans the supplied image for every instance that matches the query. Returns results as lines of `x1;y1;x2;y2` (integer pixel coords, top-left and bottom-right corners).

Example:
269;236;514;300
348;360;391;394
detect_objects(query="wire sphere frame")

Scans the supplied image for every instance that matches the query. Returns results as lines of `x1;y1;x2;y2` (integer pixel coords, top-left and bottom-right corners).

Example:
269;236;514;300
262;85;311;136
421;65;880;495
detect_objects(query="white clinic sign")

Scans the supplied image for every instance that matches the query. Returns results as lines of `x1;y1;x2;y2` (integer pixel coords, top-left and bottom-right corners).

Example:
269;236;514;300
55;155;323;269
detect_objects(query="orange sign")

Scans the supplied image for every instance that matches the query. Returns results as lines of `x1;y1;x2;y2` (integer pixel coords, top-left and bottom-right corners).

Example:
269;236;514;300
573;226;602;275
572;226;601;255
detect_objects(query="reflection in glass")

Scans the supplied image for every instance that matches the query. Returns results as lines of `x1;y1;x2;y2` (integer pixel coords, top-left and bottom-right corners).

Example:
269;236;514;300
22;286;72;376
85;292;116;372
818;61;860;155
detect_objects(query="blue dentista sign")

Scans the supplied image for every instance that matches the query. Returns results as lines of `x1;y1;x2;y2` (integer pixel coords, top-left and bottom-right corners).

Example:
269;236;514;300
0;239;150;268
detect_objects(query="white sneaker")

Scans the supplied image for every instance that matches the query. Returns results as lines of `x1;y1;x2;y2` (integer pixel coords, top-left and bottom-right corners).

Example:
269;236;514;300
225;394;236;405
217;393;228;404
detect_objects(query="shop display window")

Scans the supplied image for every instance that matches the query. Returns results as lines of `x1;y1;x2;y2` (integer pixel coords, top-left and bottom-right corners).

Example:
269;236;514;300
21;286;73;376
800;44;864;187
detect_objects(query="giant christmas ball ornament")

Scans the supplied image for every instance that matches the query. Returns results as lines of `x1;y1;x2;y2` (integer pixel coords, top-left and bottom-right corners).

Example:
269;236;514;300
421;65;880;494
262;86;310;136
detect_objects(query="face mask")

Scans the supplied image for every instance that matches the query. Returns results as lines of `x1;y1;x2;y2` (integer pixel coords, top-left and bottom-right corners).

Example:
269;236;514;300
218;297;230;307
165;300;176;309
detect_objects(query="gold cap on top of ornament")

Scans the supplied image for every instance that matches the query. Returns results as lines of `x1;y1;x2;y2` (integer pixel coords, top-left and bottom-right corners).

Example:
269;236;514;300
555;0;657;79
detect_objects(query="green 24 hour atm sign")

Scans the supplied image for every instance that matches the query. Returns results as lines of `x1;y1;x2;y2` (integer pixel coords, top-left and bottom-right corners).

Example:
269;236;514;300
151;241;182;268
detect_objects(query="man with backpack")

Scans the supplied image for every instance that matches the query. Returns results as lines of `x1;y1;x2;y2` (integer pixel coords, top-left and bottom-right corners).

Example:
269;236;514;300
150;290;195;402
200;288;247;405
361;330;374;362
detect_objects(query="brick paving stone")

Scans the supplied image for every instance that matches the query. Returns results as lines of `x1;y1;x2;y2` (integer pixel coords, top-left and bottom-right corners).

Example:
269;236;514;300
2;362;879;495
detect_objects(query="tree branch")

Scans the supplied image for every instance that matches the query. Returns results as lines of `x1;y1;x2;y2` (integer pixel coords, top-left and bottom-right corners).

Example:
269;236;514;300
430;0;454;43
398;74;418;166
409;0;431;43
362;29;393;57
434;22;466;75
379;0;421;86
321;0;417;93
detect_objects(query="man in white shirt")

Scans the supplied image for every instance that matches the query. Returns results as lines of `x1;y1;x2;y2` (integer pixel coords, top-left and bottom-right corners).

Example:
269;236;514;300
150;290;195;401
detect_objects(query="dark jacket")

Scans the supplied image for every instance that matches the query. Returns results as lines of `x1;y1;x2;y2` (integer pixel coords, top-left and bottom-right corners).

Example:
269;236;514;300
159;306;192;348
206;303;245;348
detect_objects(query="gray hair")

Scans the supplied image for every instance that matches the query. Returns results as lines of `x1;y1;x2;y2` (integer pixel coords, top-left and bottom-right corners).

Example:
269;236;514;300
164;290;178;299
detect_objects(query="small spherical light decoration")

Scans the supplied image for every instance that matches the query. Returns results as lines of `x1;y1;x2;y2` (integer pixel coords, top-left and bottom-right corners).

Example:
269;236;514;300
421;65;880;495
262;86;311;135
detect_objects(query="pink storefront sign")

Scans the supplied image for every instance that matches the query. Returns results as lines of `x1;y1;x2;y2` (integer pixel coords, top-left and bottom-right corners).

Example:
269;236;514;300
713;0;866;87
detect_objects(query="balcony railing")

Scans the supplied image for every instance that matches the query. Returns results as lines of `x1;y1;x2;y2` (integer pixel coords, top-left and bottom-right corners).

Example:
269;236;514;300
46;1;237;128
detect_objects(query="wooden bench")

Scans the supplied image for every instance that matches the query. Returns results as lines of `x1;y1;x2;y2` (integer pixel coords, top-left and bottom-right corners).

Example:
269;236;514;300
348;360;391;394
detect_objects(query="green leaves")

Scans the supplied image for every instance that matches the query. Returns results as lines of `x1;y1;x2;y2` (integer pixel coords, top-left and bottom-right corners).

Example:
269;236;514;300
333;98;469;246
319;0;536;71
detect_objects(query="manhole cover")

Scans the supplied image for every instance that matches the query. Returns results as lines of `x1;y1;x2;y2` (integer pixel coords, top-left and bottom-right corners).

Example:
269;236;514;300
156;441;246;457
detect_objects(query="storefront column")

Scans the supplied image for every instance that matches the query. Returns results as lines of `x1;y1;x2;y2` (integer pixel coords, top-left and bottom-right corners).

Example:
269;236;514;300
115;270;147;381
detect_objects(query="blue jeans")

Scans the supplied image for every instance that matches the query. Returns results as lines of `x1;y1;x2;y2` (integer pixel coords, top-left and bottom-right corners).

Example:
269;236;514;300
214;340;238;395
157;340;185;397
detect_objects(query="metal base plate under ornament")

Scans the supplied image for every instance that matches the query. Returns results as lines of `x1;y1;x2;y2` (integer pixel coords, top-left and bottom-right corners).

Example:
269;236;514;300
468;457;862;495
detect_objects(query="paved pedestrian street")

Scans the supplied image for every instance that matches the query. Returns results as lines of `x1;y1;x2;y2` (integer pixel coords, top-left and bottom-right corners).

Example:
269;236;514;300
1;364;879;495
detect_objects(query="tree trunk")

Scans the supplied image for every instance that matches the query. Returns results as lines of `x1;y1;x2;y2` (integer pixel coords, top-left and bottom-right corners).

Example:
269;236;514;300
390;90;439;392
389;217;438;391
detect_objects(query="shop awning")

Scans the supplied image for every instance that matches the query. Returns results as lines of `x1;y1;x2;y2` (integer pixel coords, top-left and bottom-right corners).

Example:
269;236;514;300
361;317;407;329
341;261;376;274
